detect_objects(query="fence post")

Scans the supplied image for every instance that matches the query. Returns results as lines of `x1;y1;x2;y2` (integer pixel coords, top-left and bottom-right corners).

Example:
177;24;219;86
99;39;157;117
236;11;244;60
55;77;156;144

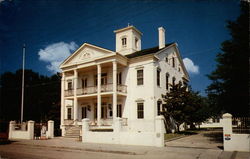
222;113;232;151
82;118;90;142
8;121;15;139
27;120;35;140
114;117;122;132
21;122;26;131
47;120;54;139
155;116;165;147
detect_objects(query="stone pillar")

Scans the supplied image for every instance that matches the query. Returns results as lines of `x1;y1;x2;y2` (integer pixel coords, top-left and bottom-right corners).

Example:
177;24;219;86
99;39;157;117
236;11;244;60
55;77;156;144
47;120;54;139
27;120;35;140
82;118;90;132
112;61;117;123
8;121;15;139
74;69;78;124
21;122;26;131
61;72;65;127
155;116;165;147
114;117;122;132
97;64;101;126
222;113;232;151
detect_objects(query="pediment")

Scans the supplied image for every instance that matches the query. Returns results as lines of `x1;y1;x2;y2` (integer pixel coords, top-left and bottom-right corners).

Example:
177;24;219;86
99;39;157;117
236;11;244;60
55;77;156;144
61;43;115;67
155;43;190;80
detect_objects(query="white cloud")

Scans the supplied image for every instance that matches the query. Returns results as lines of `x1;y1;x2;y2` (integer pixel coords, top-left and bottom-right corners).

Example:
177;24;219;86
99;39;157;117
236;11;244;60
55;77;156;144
38;41;78;74
183;58;199;74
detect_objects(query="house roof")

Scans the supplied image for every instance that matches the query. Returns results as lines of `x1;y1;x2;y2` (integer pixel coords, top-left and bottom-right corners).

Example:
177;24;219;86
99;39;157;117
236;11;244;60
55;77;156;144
125;43;174;58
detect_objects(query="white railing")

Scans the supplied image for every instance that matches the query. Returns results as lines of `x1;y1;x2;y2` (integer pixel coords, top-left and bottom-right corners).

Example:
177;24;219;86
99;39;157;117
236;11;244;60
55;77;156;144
75;84;127;96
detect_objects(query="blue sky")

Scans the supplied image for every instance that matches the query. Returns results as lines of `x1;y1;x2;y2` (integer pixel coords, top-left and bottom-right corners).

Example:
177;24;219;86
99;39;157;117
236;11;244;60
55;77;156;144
0;0;240;95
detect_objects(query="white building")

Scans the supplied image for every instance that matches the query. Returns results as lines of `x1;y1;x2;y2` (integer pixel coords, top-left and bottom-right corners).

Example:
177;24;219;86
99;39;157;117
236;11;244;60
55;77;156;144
60;25;189;145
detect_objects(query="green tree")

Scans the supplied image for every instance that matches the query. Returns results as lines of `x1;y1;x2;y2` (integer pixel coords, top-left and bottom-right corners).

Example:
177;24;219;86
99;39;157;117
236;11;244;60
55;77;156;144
206;2;249;116
162;84;209;132
0;69;61;123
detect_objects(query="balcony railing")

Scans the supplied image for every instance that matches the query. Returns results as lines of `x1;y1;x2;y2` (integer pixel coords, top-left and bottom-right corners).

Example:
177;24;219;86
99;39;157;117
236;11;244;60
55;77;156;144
65;89;73;97
66;84;127;96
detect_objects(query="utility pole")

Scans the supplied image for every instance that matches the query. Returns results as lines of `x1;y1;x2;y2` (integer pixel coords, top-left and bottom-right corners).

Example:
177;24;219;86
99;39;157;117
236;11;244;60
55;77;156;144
21;44;25;123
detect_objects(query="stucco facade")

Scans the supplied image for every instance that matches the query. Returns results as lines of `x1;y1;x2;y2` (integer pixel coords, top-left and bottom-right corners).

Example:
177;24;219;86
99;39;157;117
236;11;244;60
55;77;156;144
60;25;189;143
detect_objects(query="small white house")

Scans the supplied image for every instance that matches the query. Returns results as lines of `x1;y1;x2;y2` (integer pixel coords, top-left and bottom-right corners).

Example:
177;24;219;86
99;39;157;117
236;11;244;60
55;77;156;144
60;25;189;146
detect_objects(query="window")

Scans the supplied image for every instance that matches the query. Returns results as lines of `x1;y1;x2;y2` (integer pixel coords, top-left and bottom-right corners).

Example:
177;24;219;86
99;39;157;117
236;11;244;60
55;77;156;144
68;81;73;90
94;73;107;86
166;73;169;90
67;107;72;120
157;69;161;86
157;101;161;115
82;107;87;119
178;67;181;72
82;78;87;88
108;104;113;117
135;38;138;48
117;72;122;85
137;69;143;85
101;106;107;119
172;77;176;86
122;38;127;47
117;104;122;118
165;57;168;63
172;57;175;68
137;103;144;119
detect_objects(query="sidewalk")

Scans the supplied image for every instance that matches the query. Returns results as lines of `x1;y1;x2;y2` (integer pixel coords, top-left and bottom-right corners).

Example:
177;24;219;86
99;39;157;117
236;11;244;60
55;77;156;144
8;137;250;159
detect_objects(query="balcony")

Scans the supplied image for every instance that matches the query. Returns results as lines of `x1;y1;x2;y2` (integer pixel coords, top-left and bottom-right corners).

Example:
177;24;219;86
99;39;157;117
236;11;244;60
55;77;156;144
64;84;127;97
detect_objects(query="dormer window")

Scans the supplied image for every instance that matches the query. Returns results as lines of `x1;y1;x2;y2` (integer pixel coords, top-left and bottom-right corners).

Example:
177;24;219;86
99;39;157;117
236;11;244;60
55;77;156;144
122;38;127;47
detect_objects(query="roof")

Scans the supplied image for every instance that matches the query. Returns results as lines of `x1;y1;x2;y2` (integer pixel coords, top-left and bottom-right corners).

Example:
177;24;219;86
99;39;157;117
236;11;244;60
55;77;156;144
114;25;143;36
125;43;174;58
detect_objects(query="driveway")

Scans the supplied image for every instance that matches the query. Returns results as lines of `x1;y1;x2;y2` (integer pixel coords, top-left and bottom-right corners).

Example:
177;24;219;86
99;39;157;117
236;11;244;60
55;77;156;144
165;129;223;150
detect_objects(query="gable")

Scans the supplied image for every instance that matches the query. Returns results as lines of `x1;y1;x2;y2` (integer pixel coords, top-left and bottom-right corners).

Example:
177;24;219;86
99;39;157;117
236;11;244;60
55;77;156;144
60;43;115;68
155;43;190;80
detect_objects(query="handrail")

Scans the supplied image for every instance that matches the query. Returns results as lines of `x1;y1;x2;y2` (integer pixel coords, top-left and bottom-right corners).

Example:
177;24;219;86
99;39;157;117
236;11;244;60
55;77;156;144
75;84;127;95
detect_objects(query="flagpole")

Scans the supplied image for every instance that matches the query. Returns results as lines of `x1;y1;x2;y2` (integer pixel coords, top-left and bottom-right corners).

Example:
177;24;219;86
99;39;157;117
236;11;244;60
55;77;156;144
21;44;25;123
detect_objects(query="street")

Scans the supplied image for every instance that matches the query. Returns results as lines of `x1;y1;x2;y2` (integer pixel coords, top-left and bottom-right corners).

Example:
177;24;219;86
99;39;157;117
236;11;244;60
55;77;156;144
0;130;249;159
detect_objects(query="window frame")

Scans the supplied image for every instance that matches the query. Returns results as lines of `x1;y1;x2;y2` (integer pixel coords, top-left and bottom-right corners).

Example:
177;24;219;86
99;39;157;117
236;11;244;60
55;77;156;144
82;106;87;119
157;68;161;86
137;69;144;85
166;73;169;90
67;107;72;120
137;102;144;119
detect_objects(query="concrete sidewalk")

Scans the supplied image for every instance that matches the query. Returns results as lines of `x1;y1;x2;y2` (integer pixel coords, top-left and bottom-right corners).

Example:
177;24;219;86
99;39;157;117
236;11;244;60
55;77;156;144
6;137;249;159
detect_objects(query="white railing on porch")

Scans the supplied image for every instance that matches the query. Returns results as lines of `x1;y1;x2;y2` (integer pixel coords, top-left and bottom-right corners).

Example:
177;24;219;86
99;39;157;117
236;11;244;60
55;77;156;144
72;84;127;96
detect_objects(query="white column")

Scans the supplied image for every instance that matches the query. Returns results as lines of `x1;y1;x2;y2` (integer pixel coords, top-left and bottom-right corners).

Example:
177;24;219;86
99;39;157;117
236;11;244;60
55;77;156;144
112;61;117;122
74;69;78;124
27;120;35;140
8;121;15;139
155;116;165;147
61;72;65;126
47;120;54;139
222;113;233;151
97;64;101;126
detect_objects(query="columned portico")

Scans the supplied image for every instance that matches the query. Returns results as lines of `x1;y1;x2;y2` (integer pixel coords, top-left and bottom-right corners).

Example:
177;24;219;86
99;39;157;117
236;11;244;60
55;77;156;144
97;64;102;126
112;61;117;123
73;69;78;124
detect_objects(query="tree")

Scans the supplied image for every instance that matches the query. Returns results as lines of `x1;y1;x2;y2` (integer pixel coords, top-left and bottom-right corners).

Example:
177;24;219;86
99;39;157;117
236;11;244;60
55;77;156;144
162;84;209;132
0;69;61;123
206;2;249;116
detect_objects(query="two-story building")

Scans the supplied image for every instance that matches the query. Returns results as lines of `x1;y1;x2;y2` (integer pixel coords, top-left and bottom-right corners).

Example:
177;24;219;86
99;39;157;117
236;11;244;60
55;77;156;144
60;25;189;145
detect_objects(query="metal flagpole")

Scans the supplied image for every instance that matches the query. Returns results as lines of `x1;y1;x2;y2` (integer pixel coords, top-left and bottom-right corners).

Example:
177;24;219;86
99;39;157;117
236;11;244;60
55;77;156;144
21;44;25;123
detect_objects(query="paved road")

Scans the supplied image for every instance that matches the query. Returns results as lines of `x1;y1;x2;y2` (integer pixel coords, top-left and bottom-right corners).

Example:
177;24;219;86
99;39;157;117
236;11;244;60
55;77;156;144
0;130;249;159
